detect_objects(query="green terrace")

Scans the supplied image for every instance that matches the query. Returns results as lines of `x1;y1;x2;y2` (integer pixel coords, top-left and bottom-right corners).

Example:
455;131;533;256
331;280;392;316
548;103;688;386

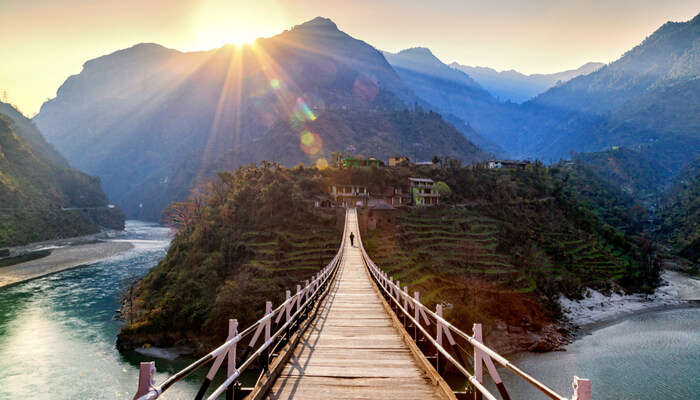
244;229;340;274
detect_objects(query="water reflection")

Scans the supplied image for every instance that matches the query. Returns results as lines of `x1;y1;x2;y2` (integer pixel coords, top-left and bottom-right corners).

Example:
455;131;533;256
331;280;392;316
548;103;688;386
496;307;700;400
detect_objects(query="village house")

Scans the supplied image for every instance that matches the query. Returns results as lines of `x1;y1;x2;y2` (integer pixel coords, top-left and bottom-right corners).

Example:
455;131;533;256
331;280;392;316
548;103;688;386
379;186;410;207
329;184;369;207
408;177;439;206
341;157;385;168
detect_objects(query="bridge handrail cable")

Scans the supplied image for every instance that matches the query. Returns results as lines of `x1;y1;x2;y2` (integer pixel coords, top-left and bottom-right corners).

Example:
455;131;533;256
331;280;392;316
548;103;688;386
356;224;590;400
132;211;349;400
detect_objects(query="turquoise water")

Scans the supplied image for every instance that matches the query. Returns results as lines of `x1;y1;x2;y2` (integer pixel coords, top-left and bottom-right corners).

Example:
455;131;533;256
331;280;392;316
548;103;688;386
0;221;199;399
1;223;698;399
497;307;700;400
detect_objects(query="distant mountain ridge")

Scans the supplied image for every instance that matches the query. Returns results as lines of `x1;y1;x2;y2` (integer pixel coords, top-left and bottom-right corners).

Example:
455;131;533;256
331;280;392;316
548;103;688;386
382;47;508;156
384;13;699;173
36;17;488;220
450;62;604;103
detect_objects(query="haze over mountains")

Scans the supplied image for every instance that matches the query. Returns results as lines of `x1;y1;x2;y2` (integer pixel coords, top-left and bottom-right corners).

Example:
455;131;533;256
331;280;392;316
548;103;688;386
36;17;487;219
450;62;604;103
34;13;700;222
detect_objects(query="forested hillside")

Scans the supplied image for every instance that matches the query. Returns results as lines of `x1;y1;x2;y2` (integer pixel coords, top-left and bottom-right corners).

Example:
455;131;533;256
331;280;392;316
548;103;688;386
657;159;700;265
0;103;124;246
364;163;659;352
117;164;342;352
119;162;660;354
572;147;672;203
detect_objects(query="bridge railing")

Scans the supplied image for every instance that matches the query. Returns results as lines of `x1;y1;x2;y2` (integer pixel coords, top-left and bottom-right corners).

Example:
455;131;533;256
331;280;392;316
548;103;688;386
356;227;591;400
132;211;348;400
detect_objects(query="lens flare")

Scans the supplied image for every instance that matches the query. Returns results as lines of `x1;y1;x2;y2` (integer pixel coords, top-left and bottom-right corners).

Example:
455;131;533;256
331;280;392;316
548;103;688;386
316;158;329;169
298;98;316;121
270;78;280;90
300;130;322;155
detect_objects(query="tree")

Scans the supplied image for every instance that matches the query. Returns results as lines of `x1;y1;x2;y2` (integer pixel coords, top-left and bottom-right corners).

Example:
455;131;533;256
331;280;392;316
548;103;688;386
435;181;452;198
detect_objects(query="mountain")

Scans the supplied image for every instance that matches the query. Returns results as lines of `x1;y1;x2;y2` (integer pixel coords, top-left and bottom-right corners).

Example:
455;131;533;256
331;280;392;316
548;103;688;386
520;14;700;170
388;15;699;174
35;17;488;220
382;47;508;156
384;47;483;89
0;102;124;246
462;13;700;171
450;62;604;103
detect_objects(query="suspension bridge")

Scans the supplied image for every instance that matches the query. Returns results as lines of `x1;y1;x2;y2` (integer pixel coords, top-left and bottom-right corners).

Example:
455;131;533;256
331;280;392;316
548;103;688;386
132;209;591;400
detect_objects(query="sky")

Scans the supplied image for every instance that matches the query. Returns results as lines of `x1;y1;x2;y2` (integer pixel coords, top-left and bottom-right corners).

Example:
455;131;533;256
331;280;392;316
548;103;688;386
1;0;697;116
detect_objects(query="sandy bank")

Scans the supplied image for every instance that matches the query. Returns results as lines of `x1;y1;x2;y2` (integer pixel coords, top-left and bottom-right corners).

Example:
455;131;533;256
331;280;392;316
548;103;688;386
560;270;700;329
0;240;134;287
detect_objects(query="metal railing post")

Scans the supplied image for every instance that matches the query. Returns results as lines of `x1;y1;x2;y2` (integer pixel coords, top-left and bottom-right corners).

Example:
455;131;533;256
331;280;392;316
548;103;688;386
262;301;272;372
226;319;238;400
474;323;511;400
473;324;484;400
284;290;291;341
133;361;156;400
413;291;420;340
572;377;591;400
436;304;443;373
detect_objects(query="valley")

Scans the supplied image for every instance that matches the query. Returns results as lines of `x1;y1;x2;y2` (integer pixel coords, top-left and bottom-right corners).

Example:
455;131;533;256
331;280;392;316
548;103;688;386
0;6;699;400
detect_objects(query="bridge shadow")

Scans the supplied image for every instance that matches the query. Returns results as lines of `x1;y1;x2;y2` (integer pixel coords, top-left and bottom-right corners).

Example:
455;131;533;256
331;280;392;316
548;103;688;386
264;256;344;399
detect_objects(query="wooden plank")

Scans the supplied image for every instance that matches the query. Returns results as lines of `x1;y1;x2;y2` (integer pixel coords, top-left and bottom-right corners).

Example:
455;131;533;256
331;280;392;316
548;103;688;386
264;211;449;399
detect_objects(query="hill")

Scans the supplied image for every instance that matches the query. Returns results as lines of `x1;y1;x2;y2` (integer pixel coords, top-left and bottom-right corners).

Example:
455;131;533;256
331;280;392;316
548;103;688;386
0;102;124;246
35;17;487;221
657;159;700;265
118;162;661;354
117;164;342;352
450;62;604;103
572;147;673;203
363;163;660;352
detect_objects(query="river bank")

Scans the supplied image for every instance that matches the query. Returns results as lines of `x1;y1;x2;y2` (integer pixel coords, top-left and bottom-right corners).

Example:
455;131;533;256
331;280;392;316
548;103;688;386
0;221;194;399
0;240;134;287
560;270;700;330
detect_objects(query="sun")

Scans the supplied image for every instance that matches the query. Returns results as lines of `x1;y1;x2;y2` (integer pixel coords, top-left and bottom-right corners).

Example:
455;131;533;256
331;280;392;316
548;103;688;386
192;27;257;50
188;0;288;51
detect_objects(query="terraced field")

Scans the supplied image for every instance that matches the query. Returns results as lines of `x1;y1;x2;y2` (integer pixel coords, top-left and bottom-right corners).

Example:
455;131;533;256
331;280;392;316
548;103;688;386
364;208;534;303
245;227;341;277
363;205;642;337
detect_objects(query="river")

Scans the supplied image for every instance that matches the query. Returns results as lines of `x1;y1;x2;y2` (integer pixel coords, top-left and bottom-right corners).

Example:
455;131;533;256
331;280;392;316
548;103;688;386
498;307;700;399
1;221;698;399
0;221;199;399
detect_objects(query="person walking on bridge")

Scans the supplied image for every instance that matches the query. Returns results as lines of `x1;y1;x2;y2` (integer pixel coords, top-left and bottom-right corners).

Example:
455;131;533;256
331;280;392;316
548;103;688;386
349;232;355;247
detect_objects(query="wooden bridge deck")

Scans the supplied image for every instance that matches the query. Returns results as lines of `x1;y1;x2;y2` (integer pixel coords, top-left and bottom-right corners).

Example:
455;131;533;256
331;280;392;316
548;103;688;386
265;210;445;399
